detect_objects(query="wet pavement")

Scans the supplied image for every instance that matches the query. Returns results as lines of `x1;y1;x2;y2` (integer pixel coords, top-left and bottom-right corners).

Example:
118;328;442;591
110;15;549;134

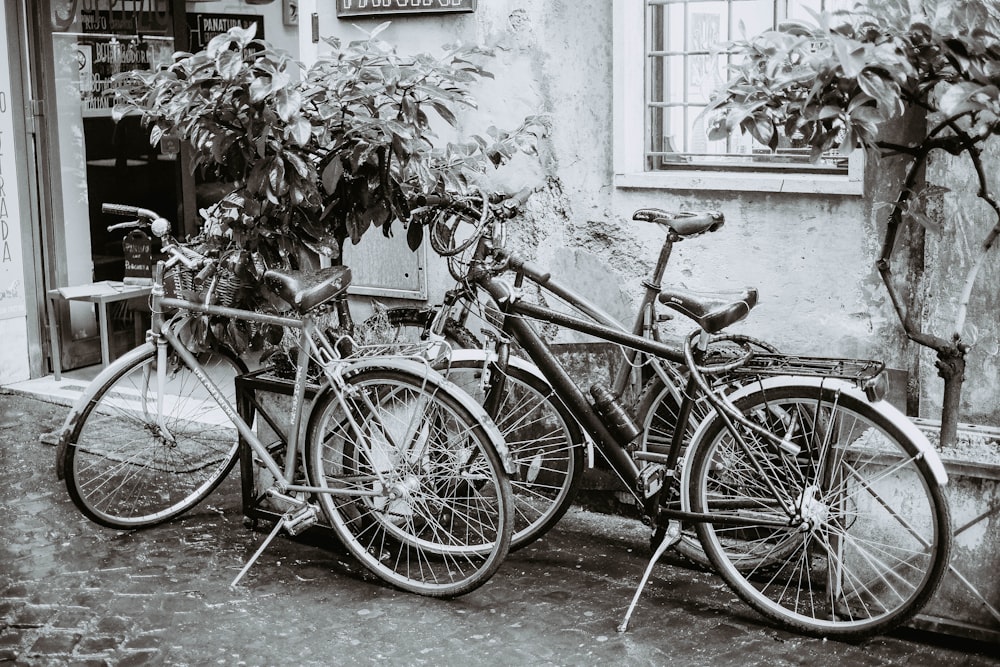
1;390;997;666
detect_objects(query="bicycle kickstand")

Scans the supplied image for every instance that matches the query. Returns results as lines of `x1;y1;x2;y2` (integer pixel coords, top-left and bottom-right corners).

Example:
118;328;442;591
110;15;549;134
617;519;682;633
231;493;320;588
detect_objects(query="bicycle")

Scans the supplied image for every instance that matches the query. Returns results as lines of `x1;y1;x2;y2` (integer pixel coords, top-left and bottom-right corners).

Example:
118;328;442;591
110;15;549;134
374;193;952;640
373;193;750;564
53;203;515;598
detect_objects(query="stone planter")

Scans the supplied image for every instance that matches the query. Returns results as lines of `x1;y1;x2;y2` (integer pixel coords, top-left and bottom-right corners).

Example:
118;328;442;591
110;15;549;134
909;420;1000;644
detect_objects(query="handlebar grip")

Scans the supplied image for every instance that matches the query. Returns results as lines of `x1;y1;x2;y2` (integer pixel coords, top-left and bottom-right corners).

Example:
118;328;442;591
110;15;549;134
506;253;551;285
102;203;161;221
497;187;534;218
413;194;453;207
102;203;141;217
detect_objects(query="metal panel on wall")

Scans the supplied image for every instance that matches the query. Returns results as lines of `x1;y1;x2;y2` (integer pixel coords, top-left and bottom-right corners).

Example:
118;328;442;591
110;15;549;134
341;228;427;300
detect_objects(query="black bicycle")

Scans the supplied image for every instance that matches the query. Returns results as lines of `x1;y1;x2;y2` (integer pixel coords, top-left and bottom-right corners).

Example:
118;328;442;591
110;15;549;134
371;193;952;640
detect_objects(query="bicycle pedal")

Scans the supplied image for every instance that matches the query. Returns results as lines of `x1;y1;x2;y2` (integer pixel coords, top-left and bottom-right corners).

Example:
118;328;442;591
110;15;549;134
637;463;667;499
283;503;320;536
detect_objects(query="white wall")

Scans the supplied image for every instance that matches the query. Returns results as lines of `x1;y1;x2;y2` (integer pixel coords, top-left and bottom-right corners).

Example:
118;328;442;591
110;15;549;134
294;1;996;422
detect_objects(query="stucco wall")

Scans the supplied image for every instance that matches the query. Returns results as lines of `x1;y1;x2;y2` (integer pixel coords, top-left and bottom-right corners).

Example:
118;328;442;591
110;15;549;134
926;142;1000;425
308;1;997;425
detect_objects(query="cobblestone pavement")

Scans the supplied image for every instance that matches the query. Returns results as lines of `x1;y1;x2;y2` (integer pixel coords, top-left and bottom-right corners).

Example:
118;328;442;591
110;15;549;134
1;390;997;666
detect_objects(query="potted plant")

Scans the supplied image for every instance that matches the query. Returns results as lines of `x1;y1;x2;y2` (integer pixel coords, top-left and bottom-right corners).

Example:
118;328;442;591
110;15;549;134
112;22;542;353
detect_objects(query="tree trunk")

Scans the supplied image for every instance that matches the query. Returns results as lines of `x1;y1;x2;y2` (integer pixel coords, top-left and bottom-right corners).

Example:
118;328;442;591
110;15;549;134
936;347;967;448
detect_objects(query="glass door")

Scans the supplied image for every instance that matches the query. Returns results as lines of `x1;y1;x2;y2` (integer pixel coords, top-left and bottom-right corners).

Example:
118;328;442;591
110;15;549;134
36;0;182;371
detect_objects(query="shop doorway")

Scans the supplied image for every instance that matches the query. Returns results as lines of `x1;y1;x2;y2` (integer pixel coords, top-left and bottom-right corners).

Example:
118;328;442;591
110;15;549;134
29;0;188;373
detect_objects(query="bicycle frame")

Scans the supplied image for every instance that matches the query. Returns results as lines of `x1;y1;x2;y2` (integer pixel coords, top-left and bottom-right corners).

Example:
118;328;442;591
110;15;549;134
141;263;437;504
474;272;701;510
437;226;689;402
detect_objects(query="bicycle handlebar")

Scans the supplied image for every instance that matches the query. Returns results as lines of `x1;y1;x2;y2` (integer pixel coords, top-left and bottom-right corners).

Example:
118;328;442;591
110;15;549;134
103;203;174;238
495;249;551;285
412;187;533;218
102;203;161;221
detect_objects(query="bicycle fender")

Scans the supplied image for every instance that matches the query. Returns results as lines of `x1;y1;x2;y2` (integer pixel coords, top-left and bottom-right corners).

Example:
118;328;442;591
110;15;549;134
54;342;157;480
678;375;947;511
340;356;516;476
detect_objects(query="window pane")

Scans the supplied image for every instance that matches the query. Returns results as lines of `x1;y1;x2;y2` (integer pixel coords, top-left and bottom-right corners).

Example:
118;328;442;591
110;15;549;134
645;0;848;173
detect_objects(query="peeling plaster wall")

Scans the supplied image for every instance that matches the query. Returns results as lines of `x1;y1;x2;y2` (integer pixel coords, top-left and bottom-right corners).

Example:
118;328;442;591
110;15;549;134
926;141;1000;425
309;2;997;421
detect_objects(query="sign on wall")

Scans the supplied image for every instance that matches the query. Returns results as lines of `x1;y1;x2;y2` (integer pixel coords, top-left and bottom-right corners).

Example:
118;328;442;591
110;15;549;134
337;0;476;18
75;5;174;118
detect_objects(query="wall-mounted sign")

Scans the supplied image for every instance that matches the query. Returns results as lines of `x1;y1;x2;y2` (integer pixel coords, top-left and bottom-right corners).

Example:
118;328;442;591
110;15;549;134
337;0;476;18
186;13;265;51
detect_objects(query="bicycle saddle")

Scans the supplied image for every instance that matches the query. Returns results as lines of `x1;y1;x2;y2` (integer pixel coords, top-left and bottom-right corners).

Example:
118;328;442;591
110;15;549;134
659;286;757;334
263;266;352;313
632;209;725;237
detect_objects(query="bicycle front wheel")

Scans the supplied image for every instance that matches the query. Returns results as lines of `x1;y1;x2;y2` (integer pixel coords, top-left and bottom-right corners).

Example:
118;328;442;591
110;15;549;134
305;366;513;598
62;345;246;529
687;381;951;640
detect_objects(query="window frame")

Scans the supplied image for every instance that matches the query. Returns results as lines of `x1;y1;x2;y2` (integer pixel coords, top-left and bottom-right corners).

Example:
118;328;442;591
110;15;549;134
612;0;864;196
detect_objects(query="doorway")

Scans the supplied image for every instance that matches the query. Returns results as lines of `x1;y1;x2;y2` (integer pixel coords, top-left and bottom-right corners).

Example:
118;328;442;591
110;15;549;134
29;0;187;372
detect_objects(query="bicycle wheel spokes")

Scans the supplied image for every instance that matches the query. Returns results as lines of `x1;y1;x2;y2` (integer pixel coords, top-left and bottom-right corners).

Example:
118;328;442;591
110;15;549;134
443;362;582;551
65;348;243;529
307;368;512;598
689;384;950;639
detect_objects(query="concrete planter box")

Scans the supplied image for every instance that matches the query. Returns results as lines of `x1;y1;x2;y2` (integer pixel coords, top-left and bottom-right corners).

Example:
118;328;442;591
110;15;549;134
910;421;1000;644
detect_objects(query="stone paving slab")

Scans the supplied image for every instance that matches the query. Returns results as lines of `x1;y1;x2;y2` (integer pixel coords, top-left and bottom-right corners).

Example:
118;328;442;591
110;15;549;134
1;390;997;666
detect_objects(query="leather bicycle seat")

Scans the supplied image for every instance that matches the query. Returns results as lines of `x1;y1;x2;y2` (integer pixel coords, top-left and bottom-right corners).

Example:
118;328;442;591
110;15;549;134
263;266;352;313
632;209;725;237
659;287;757;334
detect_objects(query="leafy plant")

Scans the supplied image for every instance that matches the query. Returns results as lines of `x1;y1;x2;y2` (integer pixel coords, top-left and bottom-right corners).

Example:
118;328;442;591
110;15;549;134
113;23;543;351
704;0;1000;444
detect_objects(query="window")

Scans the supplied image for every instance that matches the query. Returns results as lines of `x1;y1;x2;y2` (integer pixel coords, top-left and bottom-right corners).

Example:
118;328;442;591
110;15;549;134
614;0;863;194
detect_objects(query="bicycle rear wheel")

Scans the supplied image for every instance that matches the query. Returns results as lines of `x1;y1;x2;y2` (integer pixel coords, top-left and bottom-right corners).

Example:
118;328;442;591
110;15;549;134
687;381;951;640
364;307;583;551
62;345;247;529
305;365;513;598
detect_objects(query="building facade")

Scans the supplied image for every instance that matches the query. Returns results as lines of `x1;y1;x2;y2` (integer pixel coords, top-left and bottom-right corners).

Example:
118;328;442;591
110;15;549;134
3;0;998;426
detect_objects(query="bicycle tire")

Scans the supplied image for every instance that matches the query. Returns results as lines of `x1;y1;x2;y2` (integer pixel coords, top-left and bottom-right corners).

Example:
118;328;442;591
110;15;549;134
305;365;513;598
369;307;584;551
445;358;584;550
62;344;247;529
686;380;951;640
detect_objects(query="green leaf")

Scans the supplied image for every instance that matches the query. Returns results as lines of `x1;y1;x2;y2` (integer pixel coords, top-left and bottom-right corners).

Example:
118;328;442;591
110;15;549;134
939;81;991;117
290;115;312;146
217;49;243;81
321;159;344;195
431;101;458;126
406;220;423;251
276;88;302;123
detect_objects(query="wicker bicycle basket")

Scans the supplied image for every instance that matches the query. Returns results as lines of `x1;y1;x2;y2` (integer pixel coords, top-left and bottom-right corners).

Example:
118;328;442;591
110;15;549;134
163;263;241;308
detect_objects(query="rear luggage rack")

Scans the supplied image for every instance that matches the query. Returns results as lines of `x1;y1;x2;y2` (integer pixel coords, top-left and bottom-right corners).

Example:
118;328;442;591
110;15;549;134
734;354;885;382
